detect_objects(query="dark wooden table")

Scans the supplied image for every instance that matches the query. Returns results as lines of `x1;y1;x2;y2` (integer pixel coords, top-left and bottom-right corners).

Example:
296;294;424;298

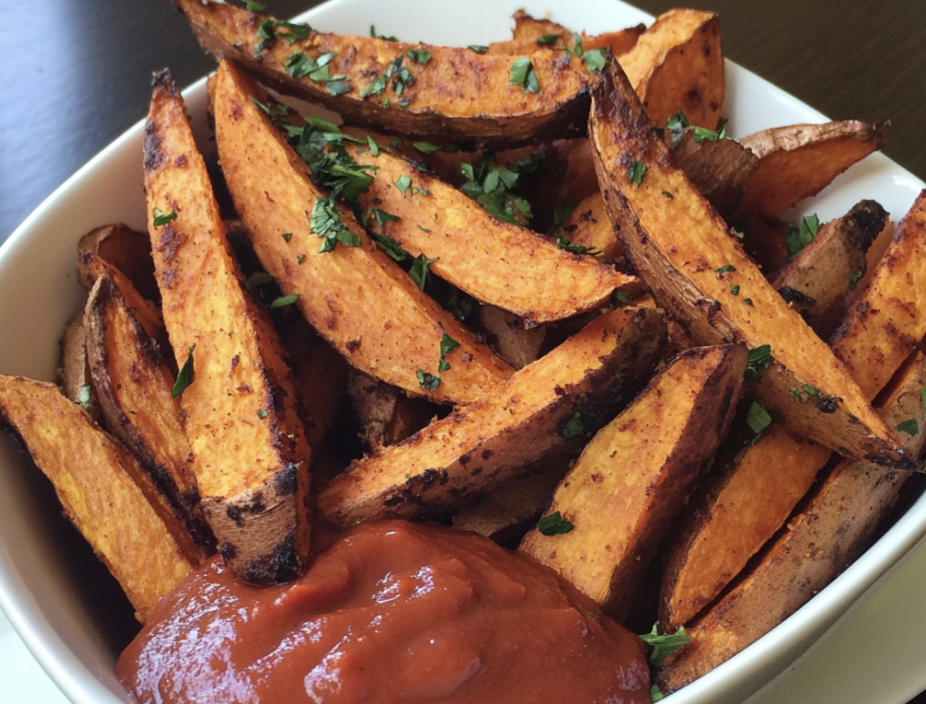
1;0;925;702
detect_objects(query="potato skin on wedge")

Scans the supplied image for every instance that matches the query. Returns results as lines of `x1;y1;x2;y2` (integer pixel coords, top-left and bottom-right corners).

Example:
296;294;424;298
319;307;667;526
145;69;311;585
343;140;635;323
589;57;913;469
213;59;513;404
174;0;591;146
519;343;746;621
0;376;198;622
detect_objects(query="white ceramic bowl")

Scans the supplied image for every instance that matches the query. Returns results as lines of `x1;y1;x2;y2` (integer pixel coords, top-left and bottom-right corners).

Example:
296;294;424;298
0;1;923;703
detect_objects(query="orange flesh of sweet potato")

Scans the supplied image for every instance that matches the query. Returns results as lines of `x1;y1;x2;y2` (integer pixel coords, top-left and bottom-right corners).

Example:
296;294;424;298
740;121;887;215
519;344;746;621
84;272;215;553
342;140;633;322
589;58;912;469
658;348;926;693
174;0;592;145
145;69;311;585
0;376;197;622
829;189;926;399
213;59;513;404
559;193;625;262
318;307;667;526
618;9;724;130
76;223;161;305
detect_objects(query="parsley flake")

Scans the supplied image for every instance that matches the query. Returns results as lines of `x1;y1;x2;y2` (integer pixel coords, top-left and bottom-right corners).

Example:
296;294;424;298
561;411;584;439
172;344;196;398
547;201;580;236
370;25;398;42
270;293;300;308
640;623;692;666
438;330;460;372
76;384;91;409
311;197;362;252
583;48;607;73
556;237;597;255
296;254;306;264
467;45;489;54
715;264;736;277
613;290;633;306
692;124;728;144
370;233;409;262
785;214;820;257
651;685;665;702
742;298;754;306
537;511;574;536
628;160;647;188
790;387;804;403
281;232;292;242
536;33;561;45
413;141;442;153
744;344;772;382
662;190;674;199
746;400;772;442
257;409;269;419
665;110;690;147
802;384;822;398
849;272;862;289
396;174;412;195
509;58;539;93
409;254;438;289
897;418;920;437
416;369;440;392
921;387;926;410
406;48;432;64
152;207;177;227
731;284;740;295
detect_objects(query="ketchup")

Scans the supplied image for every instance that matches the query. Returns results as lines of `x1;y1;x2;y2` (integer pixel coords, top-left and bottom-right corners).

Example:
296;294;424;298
117;520;650;703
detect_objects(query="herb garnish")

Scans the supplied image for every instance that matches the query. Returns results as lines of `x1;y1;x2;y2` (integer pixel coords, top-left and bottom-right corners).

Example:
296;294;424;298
537;511;574;536
785;214;820;257
370;25;398;42
664;110;690;147
639;623;692;666
555;237;597;255
76;385;91;409
281;232;292;242
311;197;361;252
628;160;647;188
467;45;489;54
715;264;736;277
802;384;822;398
460;152;542;225
406;48;432;64
152;207;177;227
897;418;920;437
561;411;584;439
582;48;607;73
438;330;460;372
731;284;740;295
395;174;412;195
257;409;269;419
692;124;729;144
172;344;196;398
536;33;561;45
746;400;772;443
270;293;300;308
547;201;580;236
849;272;862;289
509;58;539;93
744;344;772;382
416;369;440;392
409;254;438;289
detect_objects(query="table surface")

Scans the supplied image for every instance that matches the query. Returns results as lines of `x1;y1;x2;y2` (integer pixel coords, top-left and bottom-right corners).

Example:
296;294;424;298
2;0;926;702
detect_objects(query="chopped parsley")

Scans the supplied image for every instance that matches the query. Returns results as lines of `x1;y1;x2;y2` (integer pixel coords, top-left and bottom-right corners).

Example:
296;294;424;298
790;387;804;403
628;160;647;188
467;45;489;54
370;233;410;262
270;293;300;308
366;135;380;156
556;237;597;255
361;75;388;99
76;384;91;409
406;48;432;64
152;207;177;227
715;264;736;277
460;152;542;225
613;290;633;306
417;225;430;233
257;409;269;419
651;685;665;702
438;330;460;372
296;254;306;264
536;33;561;45
409;254;438;290
447;288;473;321
582;48;607;73
413;141;442;153
509;58;539;93
897;418;920;437
370;25;398;42
662;190;674;199
281;232;292;242
742;298;754;306
561;411;584;439
921;387;926;410
746;399;772;442
385;55;415;95
172;344;196;398
744;344;772;382
255;19;311;54
244;271;275;292
537;511;574;536
311;197;361;252
849;272;862;289
416;369;440;392
664;110;690;147
547;201;579;236
692;124;729;144
802;384;822;398
785;214;820;257
731;284;740;295
395;174;412;195
639;623;692;666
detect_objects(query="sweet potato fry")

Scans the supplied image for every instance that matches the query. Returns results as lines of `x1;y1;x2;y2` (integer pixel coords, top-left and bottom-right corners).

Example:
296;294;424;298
175;0;592;145
145;69;312;584
319;307;667;526
589;57;913;469
57;315;103;424
619;9;724;129
502;11;644;59
342;140;634;322
347;369;435;450
0;376;199;622
84;272;215;553
740;120;887;215
77;223;160;305
829;189;926;399
474;304;548;369
558;193;625;262
658;348;926;693
213;59;513;404
769;199;887;336
520;344;746;621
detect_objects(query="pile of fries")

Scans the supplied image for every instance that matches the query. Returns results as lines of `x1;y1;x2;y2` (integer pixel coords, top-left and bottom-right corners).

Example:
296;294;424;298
2;0;925;698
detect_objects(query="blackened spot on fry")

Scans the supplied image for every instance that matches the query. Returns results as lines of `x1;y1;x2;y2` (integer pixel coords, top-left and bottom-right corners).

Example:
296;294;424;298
226;505;245;527
157;224;182;264
459;453;471;465
143;122;164;173
815;395;839;414
481;449;494;460
174;154;187;168
274;464;298;496
346;338;361;353
219;541;236;561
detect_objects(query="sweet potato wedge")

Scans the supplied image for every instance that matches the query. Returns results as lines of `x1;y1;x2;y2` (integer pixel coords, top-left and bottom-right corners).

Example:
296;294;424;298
0;376;198;622
84;272;214;553
557;193;625;262
519;344;746;621
502;11;644;59
57;315;103;424
658;348;926;693
145;69;311;584
769;199;887;336
829;189;926;399
740;120;887;215
213;59;513;404
174;0;592;145
474;304;548;369
589;57;913;469
77;223;160;305
738;212;790;272
343;140;634;322
618;9;724;130
319;307;667;526
347;369;435;450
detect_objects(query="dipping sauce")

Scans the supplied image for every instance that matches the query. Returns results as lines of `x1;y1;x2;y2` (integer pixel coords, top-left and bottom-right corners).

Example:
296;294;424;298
117;520;650;703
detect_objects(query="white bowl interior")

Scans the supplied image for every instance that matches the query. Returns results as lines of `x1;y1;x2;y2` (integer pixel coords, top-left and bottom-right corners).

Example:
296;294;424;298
0;1;922;703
